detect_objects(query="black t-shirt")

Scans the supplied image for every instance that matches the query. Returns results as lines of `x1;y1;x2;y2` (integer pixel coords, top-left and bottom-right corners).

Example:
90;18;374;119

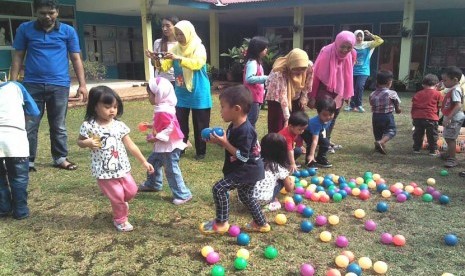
222;120;264;183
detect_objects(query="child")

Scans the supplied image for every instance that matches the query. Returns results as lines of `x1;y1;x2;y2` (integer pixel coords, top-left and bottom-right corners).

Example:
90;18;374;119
138;77;192;205
0;80;39;219
243;36;269;127
369;70;401;154
411;74;443;155
253;133;294;211
77;86;154;232
302;97;336;168
199;85;270;234
278;111;309;173
439;66;465;168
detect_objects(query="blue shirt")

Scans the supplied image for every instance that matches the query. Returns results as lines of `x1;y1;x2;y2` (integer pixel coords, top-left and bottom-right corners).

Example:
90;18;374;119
173;60;212;109
13;21;80;87
307;115;331;136
353;47;373;76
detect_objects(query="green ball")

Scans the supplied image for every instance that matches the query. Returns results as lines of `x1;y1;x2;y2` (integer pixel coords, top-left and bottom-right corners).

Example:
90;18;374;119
364;171;373;179
234;257;248;270
264;245;278;259
332;193;343;202
327;185;336;191
211;264;225;276
348;182;357;189
440;169;449;176
422;193;433;202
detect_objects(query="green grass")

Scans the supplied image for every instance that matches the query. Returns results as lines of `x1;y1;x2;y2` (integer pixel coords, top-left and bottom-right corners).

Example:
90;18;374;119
1;91;464;275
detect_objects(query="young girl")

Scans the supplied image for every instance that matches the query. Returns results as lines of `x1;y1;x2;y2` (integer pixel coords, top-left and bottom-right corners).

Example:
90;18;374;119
252;133;294;211
77;86;154;232
243;36;269;127
138;77;192;205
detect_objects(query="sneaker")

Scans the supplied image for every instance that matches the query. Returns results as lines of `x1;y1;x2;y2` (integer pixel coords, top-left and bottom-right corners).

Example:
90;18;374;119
173;196;192;205
244;221;271;233
138;183;162;192
444;158;458;168
344;106;352;112
357;106;366;113
413;150;421;154
114;221;134;232
316;157;332;168
429;150;440;157
199;220;229;235
459;171;465;177
331;144;343;150
328;146;336;154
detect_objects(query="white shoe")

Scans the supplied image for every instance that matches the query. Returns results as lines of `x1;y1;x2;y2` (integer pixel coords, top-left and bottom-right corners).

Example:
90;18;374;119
173;196;192;205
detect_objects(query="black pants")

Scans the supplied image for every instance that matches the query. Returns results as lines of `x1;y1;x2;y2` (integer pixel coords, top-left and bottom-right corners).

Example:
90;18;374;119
327;108;340;141
412;119;439;152
175;107;211;156
301;129;330;161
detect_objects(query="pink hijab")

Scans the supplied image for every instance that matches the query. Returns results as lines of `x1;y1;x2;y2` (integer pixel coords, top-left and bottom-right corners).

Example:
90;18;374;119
148;77;177;115
313;31;356;99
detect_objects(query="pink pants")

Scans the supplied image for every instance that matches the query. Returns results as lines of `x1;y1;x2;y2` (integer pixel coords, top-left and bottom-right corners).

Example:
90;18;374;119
97;173;138;224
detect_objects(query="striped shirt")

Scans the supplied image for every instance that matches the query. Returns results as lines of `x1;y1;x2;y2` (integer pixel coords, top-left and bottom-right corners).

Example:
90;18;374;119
369;88;401;114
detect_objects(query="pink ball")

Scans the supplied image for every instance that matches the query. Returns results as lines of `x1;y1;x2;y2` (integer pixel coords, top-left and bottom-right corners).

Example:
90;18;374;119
431;190;442;200
315;215;327;226
335;235;349;248
364;219;377;231
396;193;407;203
296;203;306;214
206;251;220;264
393;188;403;196
228;225;241;237
295;186;305;194
359;190;371;200
409;182;418;188
285;201;296;212
304;190;313;199
300;263;315;276
344;187;352;194
381;233;393;244
426;186;436;194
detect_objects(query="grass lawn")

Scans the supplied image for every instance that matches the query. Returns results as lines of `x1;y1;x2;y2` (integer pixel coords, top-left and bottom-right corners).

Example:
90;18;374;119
1;90;464;276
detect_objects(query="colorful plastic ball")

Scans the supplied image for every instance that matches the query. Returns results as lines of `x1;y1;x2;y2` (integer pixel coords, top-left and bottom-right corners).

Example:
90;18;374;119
201;246;214;258
275;214;287;225
201;128;212;140
341;250;355;262
426;186;436;194
358;257;372;269
413;187;424;196
355;177;364;185
285;201;296;212
236;248;250;260
364;171;373;179
234;257;248;270
326;268;342;276
444;234;458;246
376;202;389;212
401;191;412;200
330;193;341;202
381;232;393;244
328;215;340;225
264;245;278;259
354;209;366;219
293;171;302;177
302;207;314;218
294;194;304;204
431;190;442;200
327;189;336;198
440;169;449;176
311;176;320;184
393;234;406;246
206;251;220;264
359;183;369;190
335;235;349;248
304;190;313;199
212;127;224;136
346;273;358;276
320;194;331;203
280;187;288;194
348;181;356;188
211;264;225;276
373;261;388;274
441;273;454;276
381;190;392;198
315;215;328;226
296;203;306;213
364;219;377;231
439;195;450;204
295;186;305;194
396;193;407;202
310;193;320;202
237;233;250;246
300;169;310;178
316;186;325;192
228;225;241;237
344;187;352;195
359;190;370;200
339;190;348;199
422;193;433;202
320;231;332;242
367;180;377;189
351;188;361;196
307;168;317;176
376;183;388;193
335;255;350;268
427;178;436;185
300;263;315;276
300;179;308;187
346;263;362;276
404;185;414;193
301;220;314;233
372;173;381;181
138;122;148;132
338;176;346;183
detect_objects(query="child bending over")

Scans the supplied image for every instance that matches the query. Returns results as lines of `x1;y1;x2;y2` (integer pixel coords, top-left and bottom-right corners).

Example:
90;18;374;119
278;111;308;173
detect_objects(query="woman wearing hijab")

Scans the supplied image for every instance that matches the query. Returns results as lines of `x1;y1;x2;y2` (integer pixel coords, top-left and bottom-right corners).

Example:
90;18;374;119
308;31;356;152
265;48;313;133
150;20;212;160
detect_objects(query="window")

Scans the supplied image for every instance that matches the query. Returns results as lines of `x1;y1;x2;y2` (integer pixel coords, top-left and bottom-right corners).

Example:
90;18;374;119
59;5;75;19
340;24;373;33
303;25;333;60
0;1;32;17
304;25;334;38
429;37;465;68
0;19;12;46
380;23;401;36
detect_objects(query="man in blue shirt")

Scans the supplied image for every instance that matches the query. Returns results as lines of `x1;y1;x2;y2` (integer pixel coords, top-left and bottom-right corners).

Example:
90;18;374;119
10;0;87;171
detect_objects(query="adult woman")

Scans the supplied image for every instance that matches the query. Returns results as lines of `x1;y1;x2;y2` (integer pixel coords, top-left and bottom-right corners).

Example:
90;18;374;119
265;48;313;133
308;31;356;152
150;20;211;160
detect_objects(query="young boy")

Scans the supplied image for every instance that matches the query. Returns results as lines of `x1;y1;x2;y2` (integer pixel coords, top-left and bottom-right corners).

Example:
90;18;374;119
278;111;309;173
440;66;465;168
369;70;401;154
302;97;336;168
0;80;39;219
199;85;270;234
411;74;443;155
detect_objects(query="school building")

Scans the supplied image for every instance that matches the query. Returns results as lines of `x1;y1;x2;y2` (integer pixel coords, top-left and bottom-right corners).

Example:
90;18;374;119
1;0;464;84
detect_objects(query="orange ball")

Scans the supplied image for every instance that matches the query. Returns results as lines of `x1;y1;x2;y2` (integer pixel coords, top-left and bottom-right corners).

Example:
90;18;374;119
320;194;330;203
376;178;386;184
326;268;342;276
393;234;406;246
413;187;424;196
341;250;355;262
310;193;320;202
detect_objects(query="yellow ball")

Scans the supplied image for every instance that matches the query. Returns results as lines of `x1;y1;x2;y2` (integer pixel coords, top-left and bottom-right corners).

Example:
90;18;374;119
404;185;414;193
427;178;436;185
328;215;340;225
354;209;366;219
358;257;373;269
320;231;332;242
372;173;381;181
332;175;340;183
201;246;214;258
318;190;327;196
352;188;361;196
236;248;250;260
318;176;324;184
284;196;294;203
367;180;377;189
355;177;364;185
373;261;388;274
300;179;308;187
381;190;392;198
275;213;287;225
346;273;358;276
341;250;355;262
335;254;350;268
307;184;317;192
280;187;288;194
394;182;404;190
441;273;455;276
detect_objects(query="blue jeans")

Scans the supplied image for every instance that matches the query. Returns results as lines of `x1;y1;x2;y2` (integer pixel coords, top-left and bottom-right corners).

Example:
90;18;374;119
247;102;260;128
372;113;397;141
0;157;29;219
350;75;369;108
24;83;70;165
143;149;192;200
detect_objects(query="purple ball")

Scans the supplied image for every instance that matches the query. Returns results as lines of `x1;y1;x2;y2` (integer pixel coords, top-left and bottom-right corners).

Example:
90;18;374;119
335;235;349;248
206;251;220;264
304;190;313;199
228;225;241;237
396;193;407;203
296;203;306;214
300;263;315;276
364;219;377;231
295;186;305;194
431;190;442;200
381;232;393;244
344;187;352;194
315;215;327;226
285;201;296;212
426;186;436;194
394;188;403;196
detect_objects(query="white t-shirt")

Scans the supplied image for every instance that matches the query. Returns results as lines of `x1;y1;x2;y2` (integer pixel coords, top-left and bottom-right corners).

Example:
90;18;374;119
253;164;289;203
153;38;176;81
79;119;131;179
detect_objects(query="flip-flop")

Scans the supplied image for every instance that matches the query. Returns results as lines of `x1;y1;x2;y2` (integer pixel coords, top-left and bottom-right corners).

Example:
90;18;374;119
53;159;78;170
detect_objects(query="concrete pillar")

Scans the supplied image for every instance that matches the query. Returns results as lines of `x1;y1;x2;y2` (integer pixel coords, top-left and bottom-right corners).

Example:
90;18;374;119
140;0;154;81
292;7;304;49
209;11;220;69
398;0;415;81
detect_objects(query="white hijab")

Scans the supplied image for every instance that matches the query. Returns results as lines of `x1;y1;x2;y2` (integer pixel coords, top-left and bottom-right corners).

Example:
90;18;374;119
148;77;177;115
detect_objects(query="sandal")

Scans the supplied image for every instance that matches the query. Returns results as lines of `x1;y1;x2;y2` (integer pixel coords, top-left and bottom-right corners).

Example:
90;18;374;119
374;141;387;154
199;220;229;235
244;221;271;233
53;159;78;170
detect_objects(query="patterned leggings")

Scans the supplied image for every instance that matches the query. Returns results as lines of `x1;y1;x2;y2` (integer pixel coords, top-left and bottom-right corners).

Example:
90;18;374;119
212;178;267;226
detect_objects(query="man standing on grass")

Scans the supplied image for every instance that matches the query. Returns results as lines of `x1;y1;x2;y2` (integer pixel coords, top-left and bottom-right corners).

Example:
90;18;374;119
10;0;88;172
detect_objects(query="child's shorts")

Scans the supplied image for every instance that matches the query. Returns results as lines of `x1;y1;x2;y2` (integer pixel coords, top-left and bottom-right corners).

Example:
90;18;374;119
443;118;465;140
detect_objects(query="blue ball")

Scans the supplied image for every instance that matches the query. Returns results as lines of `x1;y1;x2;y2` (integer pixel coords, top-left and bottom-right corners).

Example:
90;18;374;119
359;183;368;190
439;195;450;204
327;189;336;198
300;170;310;178
347;263;362;276
201;128;212;140
444;234;458;246
323;178;333;188
212;127;224;136
315;186;325;193
302;207;314;218
376;201;389;212
237;233;250;246
338;176;346;183
401;191;411;200
300;220;314;232
377;183;388;193
311;176;320;185
293;194;303;204
339;182;348;189
293;171;301;177
307;168;317;176
294;177;300;183
339;189;348;199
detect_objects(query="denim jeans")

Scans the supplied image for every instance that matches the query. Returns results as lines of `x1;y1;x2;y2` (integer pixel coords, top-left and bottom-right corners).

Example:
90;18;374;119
23;83;70;165
0;157;29;219
143;149;192;200
372;113;397;141
247;102;260;128
350;75;369;108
